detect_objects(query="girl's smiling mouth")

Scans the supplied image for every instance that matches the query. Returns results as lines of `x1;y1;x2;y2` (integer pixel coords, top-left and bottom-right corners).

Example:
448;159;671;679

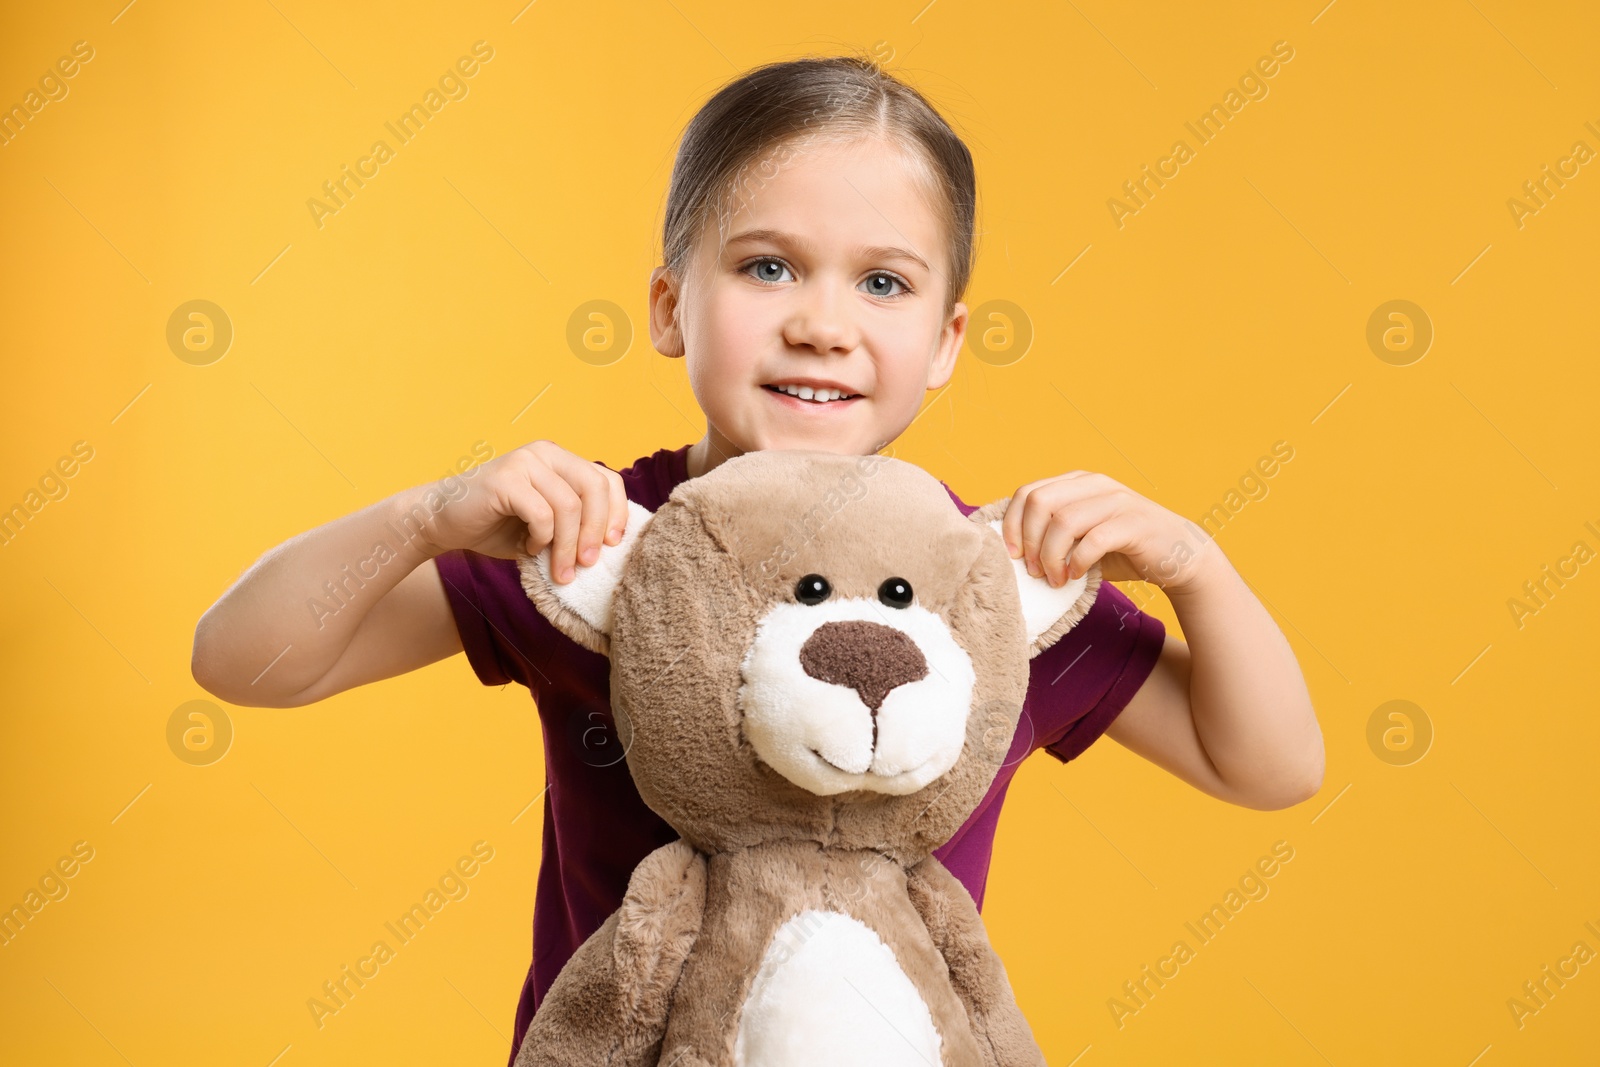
762;380;863;407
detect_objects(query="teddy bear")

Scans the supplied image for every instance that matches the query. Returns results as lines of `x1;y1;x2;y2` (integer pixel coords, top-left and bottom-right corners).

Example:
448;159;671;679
511;450;1101;1067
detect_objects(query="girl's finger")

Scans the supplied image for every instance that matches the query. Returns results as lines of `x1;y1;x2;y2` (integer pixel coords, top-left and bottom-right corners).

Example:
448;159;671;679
1000;475;1062;555
1037;516;1081;588
572;464;613;568
600;465;628;546
1017;482;1084;576
999;488;1034;558
560;456;614;569
546;452;620;568
525;459;585;583
1063;518;1128;583
501;481;554;559
1016;494;1053;578
1037;495;1120;586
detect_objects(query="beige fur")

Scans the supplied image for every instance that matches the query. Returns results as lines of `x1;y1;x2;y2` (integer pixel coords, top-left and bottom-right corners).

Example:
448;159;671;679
511;452;1100;1066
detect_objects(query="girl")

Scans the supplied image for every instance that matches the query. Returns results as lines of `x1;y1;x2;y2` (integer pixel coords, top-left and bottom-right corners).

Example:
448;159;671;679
193;54;1324;1062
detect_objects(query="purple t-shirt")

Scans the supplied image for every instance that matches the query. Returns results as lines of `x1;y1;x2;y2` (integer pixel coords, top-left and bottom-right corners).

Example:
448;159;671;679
433;443;1166;1062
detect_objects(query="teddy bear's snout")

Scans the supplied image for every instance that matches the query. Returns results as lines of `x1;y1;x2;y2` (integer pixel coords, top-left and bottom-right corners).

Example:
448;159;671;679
798;620;929;713
737;598;976;796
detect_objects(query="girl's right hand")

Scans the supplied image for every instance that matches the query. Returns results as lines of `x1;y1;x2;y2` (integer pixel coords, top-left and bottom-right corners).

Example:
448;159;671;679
418;440;628;584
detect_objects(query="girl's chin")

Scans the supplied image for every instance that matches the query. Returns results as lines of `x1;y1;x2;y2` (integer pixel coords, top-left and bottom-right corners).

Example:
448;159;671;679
755;432;871;456
710;402;882;459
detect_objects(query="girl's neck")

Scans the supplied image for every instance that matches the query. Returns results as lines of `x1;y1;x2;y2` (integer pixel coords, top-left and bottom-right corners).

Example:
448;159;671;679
686;429;897;479
686;431;744;479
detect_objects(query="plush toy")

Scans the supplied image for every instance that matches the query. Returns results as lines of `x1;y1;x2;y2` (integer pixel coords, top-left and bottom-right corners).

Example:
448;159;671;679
512;450;1101;1067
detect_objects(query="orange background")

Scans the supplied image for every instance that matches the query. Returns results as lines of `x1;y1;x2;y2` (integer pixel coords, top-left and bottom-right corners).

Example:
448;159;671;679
2;1;1597;1063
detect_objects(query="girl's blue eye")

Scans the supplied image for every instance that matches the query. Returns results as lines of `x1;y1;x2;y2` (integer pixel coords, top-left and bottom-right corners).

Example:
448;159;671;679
746;258;793;284
862;272;908;298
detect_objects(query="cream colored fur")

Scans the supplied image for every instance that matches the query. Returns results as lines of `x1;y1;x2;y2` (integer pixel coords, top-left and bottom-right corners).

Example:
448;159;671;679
511;452;1099;1066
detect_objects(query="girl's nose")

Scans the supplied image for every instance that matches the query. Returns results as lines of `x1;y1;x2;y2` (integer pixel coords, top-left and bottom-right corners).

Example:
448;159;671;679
782;279;858;355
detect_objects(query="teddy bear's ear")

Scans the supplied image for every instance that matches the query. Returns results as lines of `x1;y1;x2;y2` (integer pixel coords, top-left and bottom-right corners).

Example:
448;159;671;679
968;498;1101;659
517;500;655;657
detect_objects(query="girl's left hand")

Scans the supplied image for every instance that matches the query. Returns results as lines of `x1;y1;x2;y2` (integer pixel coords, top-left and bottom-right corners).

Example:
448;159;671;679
999;471;1220;595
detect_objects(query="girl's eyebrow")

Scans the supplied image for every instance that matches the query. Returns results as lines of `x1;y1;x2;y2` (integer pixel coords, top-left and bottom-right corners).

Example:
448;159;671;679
725;227;930;273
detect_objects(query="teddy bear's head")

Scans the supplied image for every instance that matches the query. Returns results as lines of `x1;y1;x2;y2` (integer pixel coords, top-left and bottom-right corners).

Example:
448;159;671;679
519;451;1099;865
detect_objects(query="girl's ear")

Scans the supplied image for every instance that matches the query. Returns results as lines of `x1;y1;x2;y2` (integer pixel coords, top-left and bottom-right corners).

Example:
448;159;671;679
968;498;1101;659
517;501;655;657
648;266;686;359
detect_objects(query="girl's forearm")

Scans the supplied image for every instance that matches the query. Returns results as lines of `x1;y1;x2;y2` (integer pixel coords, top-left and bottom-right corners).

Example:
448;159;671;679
1166;545;1325;808
191;487;440;705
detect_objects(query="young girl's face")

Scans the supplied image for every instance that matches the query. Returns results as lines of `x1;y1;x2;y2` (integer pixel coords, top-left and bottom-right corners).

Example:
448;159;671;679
650;134;968;467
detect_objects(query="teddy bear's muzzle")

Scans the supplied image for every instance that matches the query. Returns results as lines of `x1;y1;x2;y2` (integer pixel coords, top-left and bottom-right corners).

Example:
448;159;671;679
737;598;977;797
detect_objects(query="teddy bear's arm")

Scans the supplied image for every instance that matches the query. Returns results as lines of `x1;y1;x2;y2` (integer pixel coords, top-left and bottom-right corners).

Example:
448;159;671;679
513;839;707;1067
906;856;1048;1067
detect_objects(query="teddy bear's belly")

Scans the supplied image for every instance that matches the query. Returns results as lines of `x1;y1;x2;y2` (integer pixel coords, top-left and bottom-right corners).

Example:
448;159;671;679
732;908;942;1067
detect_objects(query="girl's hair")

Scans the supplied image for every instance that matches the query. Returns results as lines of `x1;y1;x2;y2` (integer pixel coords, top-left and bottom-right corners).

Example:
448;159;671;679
662;54;977;316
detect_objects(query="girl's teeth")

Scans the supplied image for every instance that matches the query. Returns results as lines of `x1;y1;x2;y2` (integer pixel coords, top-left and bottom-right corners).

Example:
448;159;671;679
775;384;851;402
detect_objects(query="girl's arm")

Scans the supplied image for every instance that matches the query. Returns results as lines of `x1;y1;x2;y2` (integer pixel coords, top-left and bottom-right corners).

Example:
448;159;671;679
191;441;630;708
191;489;459;707
1103;547;1324;810
1002;471;1324;810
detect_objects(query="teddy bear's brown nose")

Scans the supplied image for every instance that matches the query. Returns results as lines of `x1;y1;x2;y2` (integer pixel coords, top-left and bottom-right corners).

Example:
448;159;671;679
799;620;929;713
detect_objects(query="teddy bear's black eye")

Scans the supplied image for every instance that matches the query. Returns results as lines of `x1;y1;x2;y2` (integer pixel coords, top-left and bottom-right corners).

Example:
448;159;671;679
795;574;832;605
878;577;913;608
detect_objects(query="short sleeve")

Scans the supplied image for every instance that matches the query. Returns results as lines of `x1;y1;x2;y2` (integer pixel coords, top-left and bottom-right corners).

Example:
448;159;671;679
1031;580;1167;763
433;548;547;689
